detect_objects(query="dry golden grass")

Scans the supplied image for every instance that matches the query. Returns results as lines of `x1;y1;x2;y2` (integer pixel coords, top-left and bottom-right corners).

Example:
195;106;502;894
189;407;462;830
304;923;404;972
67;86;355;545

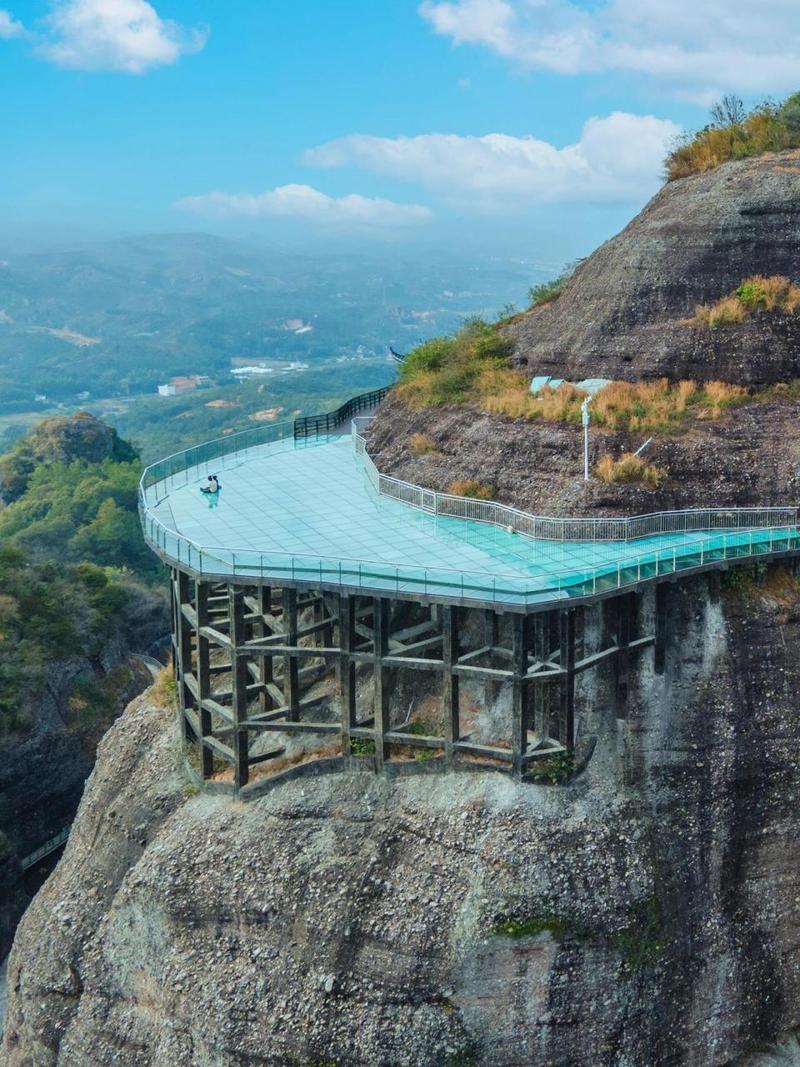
407;432;439;455
446;479;496;500
478;371;747;431
692;275;800;329
479;366;540;419
694;296;745;328
594;453;667;489
666;104;799;180
152;661;177;711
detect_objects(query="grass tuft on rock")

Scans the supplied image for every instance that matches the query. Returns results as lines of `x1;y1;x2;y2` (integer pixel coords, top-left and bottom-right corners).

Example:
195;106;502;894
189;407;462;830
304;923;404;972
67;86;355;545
407;432;439;455
595;453;667;489
446;479;496;500
152;661;177;711
693;275;800;329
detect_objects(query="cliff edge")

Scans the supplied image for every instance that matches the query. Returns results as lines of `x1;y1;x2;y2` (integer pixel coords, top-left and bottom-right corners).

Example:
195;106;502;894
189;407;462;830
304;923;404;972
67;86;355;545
4;572;800;1066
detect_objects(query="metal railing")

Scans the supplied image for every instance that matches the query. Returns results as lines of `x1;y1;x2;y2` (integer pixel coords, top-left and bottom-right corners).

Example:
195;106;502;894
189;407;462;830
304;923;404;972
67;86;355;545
293;387;389;439
352;417;799;543
21;826;71;870
140;501;800;606
139;388;389;507
138;389;800;606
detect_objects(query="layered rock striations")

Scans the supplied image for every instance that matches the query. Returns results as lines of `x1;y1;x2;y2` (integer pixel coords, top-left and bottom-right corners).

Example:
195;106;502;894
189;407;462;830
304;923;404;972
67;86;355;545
506;151;800;386
366;390;800;518
4;571;800;1066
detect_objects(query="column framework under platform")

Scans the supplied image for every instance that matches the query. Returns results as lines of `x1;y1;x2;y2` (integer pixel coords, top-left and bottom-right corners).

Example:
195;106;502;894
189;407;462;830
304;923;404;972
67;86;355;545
172;570;660;795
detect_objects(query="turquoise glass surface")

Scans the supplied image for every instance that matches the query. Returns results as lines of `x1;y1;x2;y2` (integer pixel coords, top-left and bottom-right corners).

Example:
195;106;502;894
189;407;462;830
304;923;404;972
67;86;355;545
145;436;797;606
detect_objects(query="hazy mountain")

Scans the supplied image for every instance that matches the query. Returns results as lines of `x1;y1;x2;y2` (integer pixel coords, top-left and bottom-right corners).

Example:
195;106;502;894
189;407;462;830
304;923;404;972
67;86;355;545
0;233;538;411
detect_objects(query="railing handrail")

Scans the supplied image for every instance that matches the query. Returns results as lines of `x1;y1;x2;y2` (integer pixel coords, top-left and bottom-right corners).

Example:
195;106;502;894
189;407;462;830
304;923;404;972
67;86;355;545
140;512;798;584
138;387;800;603
139;386;390;495
352;418;799;543
21;825;71;870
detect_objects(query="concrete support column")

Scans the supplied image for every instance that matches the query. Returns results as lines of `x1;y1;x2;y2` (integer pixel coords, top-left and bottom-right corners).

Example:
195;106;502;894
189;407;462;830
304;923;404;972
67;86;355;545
228;586;250;792
442;605;460;765
373;597;391;770
195;581;213;779
338;593;357;756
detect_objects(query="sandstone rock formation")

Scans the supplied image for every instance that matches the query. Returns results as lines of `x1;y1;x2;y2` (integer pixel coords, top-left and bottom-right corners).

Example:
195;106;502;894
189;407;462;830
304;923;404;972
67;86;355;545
506;151;800;386
366;391;800;518
5;571;800;1066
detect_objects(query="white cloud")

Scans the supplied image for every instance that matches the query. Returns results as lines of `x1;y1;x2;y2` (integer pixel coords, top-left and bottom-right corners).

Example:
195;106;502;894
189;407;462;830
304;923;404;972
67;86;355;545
0;9;24;38
305;113;680;209
419;0;800;103
174;184;432;227
38;0;207;73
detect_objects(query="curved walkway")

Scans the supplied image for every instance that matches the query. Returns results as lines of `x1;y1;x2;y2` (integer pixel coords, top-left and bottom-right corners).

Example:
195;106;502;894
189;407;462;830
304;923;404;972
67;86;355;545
140;414;800;608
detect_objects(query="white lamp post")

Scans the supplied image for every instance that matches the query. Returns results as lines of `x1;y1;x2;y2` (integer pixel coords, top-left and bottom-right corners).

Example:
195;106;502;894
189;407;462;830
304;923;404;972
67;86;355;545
581;395;592;481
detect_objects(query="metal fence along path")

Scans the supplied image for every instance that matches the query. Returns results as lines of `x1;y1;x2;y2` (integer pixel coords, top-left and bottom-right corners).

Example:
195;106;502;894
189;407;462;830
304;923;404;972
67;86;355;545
139;388;800;609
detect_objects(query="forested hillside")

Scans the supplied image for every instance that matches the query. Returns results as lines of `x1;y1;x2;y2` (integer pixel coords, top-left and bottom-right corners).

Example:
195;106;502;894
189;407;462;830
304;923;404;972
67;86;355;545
0;413;168;954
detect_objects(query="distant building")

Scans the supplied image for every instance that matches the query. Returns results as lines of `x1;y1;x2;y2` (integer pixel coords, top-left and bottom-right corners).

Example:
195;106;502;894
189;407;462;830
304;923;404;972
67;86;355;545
231;366;275;378
157;375;212;397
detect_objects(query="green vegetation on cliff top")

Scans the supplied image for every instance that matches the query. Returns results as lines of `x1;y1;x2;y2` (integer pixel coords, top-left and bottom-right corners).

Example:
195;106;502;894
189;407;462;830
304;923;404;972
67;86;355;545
666;91;800;180
0;413;167;737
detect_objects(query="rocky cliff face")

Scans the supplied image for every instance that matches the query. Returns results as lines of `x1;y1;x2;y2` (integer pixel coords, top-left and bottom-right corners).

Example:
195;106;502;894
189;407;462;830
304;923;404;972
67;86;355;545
5;568;800;1066
506;151;800;386
0;649;152;962
366;391;800;518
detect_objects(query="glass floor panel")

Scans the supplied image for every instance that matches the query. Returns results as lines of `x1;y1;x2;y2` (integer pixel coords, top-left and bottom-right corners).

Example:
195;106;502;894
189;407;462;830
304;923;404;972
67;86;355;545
146;436;797;606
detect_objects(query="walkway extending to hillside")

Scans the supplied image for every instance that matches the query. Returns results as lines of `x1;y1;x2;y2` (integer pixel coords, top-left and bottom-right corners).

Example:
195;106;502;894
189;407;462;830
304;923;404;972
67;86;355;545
139;391;800;610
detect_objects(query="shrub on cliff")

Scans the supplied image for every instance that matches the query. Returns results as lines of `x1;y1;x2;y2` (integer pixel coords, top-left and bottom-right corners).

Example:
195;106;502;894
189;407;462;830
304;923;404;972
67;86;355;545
0;412;137;503
666;92;800;180
0;423;161;579
0;547;153;737
528;261;581;308
692;275;800;329
595;453;667;489
397;319;512;408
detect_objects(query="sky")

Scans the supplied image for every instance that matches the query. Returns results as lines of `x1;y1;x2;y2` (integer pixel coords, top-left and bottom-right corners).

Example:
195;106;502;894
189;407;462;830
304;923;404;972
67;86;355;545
1;0;799;261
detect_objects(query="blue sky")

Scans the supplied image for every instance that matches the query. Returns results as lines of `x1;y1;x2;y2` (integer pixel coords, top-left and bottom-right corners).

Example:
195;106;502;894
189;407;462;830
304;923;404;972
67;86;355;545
1;1;798;258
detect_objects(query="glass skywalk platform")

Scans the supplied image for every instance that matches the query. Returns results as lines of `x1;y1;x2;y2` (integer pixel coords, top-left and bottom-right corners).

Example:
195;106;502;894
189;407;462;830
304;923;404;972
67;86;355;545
141;433;800;609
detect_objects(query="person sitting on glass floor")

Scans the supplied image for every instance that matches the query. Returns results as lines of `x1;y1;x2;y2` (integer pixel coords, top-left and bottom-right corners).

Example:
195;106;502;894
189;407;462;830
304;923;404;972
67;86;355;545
200;473;220;494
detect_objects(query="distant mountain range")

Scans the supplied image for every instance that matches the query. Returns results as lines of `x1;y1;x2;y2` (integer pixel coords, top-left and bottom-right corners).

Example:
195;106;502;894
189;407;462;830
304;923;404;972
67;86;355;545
0;232;538;411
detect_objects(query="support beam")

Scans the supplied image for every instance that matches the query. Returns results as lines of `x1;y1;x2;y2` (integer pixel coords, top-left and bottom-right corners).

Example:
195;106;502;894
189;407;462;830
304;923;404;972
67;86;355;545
654;583;668;676
282;588;299;721
483;608;498;708
373;597;391;769
442;605;460;765
511;613;529;776
559;609;576;754
228;586;250;791
615;594;636;714
530;612;548;740
255;586;273;717
338;593;357;756
173;569;194;744
195;582;214;779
